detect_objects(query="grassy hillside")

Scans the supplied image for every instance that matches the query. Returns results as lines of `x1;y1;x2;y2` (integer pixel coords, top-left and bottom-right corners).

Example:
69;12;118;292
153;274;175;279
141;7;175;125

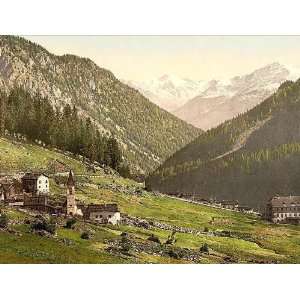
0;138;299;263
0;35;201;175
146;79;300;209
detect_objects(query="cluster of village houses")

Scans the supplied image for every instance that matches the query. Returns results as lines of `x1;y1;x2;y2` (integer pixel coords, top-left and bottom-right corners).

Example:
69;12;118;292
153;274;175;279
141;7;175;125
0;171;121;225
173;193;300;225
171;193;258;214
1;170;300;226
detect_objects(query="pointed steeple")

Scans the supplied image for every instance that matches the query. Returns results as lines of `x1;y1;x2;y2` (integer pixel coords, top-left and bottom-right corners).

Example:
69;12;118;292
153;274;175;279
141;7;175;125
67;170;75;187
66;170;77;215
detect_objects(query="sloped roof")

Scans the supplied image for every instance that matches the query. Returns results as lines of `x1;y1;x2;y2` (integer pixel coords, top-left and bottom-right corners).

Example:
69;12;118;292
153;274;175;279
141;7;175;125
67;170;75;186
87;203;119;212
270;196;300;206
220;199;239;205
22;172;48;180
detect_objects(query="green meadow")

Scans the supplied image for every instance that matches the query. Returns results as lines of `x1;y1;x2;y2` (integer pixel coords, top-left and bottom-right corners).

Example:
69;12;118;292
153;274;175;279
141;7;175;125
0;138;299;263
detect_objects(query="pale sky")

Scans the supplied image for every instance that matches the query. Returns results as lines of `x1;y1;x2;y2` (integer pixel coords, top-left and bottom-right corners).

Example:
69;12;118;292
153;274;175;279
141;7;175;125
25;36;300;81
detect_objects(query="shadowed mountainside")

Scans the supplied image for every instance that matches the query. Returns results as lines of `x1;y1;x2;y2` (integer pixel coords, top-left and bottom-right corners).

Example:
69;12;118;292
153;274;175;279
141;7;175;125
146;79;300;209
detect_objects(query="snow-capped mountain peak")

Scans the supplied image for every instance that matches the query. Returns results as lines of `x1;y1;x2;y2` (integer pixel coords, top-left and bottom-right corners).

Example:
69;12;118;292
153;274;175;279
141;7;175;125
125;63;300;127
124;75;207;111
173;62;300;130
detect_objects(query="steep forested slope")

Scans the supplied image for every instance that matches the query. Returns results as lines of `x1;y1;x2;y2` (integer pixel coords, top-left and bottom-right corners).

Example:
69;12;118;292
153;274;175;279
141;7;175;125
146;80;300;209
0;36;200;175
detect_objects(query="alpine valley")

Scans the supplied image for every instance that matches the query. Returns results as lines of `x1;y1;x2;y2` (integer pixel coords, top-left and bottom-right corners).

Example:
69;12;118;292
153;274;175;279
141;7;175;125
0;36;300;264
146;79;300;209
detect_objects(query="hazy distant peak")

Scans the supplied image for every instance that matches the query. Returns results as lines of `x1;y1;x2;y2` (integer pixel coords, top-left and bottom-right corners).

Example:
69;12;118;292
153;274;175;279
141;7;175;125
124;74;206;111
125;62;300;118
173;62;300;130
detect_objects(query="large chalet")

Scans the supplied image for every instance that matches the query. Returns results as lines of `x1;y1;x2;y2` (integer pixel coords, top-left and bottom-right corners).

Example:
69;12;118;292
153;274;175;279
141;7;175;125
265;196;300;224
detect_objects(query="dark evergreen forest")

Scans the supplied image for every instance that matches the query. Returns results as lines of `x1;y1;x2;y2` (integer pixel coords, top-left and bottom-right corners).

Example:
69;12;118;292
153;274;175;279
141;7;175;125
0;87;130;176
146;80;300;208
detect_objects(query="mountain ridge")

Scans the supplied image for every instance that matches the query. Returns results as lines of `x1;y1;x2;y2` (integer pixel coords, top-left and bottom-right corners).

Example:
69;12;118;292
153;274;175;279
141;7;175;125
146;79;300;209
127;63;299;130
0;35;201;175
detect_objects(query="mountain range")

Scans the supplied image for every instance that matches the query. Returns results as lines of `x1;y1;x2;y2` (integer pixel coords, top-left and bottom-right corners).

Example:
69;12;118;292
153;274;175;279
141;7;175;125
125;74;207;112
0;36;201;175
146;79;300;209
127;63;300;130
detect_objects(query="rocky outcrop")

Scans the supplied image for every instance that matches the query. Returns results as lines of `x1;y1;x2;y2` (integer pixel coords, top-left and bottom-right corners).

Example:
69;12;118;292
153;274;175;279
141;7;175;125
122;215;205;235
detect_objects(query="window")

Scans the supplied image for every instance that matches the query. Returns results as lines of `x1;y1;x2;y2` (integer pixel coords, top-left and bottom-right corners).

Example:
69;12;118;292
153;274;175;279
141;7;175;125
100;215;103;218
45;180;48;183
39;180;42;184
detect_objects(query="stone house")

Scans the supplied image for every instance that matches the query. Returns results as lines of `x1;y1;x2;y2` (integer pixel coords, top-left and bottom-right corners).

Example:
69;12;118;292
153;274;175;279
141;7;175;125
219;200;239;210
265;196;300;224
237;206;254;214
0;178;23;202
84;203;121;225
22;173;49;195
23;193;47;210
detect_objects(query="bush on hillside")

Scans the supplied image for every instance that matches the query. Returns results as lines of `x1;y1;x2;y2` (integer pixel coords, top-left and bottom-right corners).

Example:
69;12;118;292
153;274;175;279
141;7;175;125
80;231;91;240
0;213;8;228
200;243;209;254
120;236;131;253
31;217;56;235
167;248;184;259
165;230;177;245
147;234;161;244
65;218;77;229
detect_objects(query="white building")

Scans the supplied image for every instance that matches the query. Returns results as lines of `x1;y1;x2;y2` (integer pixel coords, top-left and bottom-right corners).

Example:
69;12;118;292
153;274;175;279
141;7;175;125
85;204;121;225
266;196;300;224
21;173;49;194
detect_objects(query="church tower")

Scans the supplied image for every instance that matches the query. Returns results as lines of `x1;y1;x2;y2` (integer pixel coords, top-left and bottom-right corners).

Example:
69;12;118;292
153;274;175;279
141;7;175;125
66;170;77;215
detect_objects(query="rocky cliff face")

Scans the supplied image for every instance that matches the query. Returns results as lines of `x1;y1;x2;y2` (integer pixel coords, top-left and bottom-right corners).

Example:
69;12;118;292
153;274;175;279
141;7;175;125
0;36;200;174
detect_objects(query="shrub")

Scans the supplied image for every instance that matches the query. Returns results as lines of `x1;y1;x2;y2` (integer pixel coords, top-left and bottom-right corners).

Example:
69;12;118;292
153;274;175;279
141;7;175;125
147;234;161;244
0;213;8;228
165;231;177;245
167;248;184;259
80;231;90;240
200;243;209;254
120;236;131;252
31;217;56;235
65;218;77;229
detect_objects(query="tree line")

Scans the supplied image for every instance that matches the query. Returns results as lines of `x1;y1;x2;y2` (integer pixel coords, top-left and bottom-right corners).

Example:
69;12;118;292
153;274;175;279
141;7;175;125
0;87;130;176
